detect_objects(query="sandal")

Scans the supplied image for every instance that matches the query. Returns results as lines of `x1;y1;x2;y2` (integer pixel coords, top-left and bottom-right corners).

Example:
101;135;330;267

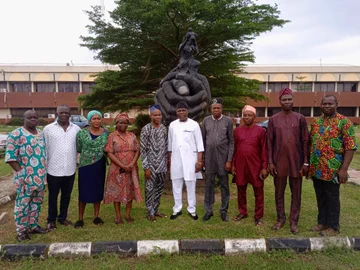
74;220;84;229
125;217;134;224
114;218;124;225
232;214;248;222
255;219;264;226
155;212;168;218
93;217;104;226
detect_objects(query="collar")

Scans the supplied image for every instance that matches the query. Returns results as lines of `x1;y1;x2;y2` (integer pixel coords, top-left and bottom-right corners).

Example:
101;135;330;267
322;112;337;119
212;114;223;121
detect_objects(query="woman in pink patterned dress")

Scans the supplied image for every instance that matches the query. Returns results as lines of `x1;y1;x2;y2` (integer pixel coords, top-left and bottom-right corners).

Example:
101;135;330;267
104;113;142;224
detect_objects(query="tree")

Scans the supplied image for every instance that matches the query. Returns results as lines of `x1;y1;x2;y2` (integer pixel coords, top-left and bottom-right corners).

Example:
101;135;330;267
80;0;288;113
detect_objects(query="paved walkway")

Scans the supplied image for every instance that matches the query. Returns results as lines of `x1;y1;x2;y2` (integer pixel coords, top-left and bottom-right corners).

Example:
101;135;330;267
0;176;15;206
348;169;360;185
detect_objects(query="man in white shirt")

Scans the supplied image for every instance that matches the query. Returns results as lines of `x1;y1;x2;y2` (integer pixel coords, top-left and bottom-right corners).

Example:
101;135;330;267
43;105;80;230
168;101;204;220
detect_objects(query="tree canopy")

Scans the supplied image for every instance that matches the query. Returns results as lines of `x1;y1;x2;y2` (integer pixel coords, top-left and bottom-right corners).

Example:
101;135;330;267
80;0;288;112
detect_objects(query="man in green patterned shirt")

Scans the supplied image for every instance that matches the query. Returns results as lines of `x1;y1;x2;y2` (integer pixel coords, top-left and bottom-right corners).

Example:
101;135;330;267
309;95;357;236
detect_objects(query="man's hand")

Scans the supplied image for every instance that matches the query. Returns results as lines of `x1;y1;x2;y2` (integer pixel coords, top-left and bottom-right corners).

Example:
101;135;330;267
260;169;268;180
232;166;236;175
338;167;348;184
300;164;309;178
144;169;151;181
268;163;277;177
195;161;203;173
225;161;232;172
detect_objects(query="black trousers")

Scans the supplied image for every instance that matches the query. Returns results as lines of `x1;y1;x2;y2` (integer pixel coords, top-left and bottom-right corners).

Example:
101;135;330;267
312;177;340;231
47;173;75;223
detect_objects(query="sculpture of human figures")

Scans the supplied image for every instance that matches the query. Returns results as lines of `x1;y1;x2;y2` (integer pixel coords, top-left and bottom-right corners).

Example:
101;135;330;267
156;28;211;124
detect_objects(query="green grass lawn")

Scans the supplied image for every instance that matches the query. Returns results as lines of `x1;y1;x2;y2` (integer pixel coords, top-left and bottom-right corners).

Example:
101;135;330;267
1;248;360;270
1;156;360;245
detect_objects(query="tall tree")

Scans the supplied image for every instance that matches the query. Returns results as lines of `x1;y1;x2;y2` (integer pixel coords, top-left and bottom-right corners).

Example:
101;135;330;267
80;0;288;112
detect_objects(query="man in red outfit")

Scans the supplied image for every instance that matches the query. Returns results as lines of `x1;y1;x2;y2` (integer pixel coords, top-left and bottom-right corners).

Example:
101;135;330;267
267;88;309;234
232;105;268;226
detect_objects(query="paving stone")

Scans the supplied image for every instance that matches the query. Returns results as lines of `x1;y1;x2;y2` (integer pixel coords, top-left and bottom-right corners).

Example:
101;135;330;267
180;239;224;255
2;244;48;260
137;240;179;256
225;239;266;255
92;241;137;256
0;212;8;225
48;242;91;257
310;237;351;251
267;238;311;253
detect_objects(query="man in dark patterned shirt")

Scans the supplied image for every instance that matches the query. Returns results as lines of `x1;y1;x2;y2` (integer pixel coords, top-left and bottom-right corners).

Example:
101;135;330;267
309;95;357;236
140;104;168;222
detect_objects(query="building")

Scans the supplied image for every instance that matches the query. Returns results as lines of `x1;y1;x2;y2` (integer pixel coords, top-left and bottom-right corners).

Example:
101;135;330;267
0;64;359;123
239;65;360;124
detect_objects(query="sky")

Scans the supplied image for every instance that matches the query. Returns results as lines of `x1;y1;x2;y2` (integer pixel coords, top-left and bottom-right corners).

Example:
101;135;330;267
0;0;359;66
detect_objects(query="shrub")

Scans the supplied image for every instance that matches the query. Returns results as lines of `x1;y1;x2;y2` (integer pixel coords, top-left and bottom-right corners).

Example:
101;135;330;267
38;118;49;126
134;113;151;131
6;117;23;126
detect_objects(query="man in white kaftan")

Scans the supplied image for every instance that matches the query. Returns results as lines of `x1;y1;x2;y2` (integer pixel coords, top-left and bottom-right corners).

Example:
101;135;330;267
168;101;204;220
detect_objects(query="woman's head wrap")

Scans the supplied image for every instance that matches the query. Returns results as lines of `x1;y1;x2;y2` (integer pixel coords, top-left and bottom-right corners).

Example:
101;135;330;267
87;110;102;121
115;112;130;124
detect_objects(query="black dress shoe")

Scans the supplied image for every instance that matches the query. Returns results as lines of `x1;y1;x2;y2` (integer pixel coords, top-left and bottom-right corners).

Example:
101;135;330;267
17;231;31;242
221;212;229;222
202;212;213;221
29;226;49;234
170;211;182;220
188;212;198;220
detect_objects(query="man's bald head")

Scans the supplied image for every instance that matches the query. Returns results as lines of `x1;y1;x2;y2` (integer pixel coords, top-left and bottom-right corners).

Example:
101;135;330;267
23;110;39;130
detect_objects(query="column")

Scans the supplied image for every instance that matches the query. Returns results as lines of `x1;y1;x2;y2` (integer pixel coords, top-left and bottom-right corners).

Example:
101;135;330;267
311;107;314;117
55;82;59;93
265;107;268;118
334;82;338;92
312;82;315;92
356;107;359;117
79;82;83;93
31;82;35;93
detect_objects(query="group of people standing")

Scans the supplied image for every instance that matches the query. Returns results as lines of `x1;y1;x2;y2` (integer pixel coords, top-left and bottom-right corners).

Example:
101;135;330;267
5;87;357;242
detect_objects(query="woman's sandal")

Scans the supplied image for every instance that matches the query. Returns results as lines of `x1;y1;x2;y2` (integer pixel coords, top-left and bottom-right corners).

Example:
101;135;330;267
114;218;124;225
125;217;134;224
93;217;104;226
74;220;84;229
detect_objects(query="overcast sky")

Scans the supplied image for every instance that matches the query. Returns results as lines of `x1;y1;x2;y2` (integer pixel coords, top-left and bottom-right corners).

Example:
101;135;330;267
0;0;359;66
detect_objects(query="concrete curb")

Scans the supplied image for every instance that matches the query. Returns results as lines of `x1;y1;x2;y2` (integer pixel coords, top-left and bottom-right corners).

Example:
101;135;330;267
0;237;359;260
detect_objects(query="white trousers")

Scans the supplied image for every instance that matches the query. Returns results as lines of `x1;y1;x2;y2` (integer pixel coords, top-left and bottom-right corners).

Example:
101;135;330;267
172;178;196;214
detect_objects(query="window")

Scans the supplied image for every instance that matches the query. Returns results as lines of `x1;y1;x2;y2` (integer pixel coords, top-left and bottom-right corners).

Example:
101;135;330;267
10;108;32;118
314;82;335;92
36;108;56;118
337;107;356;117
259;83;266;93
337;82;357;92
268;107;282;116
58;82;80;93
268;82;289;92
35;82;55;93
292;82;312;92
82;82;96;93
70;108;80;115
256;107;266;117
293;107;311;117
0;82;7;92
9;82;31;92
